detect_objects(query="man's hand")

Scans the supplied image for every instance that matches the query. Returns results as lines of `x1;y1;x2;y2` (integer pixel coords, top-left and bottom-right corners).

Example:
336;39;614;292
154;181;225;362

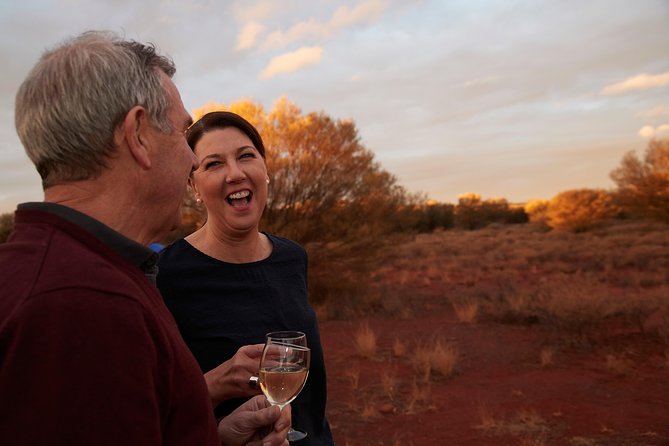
217;395;291;446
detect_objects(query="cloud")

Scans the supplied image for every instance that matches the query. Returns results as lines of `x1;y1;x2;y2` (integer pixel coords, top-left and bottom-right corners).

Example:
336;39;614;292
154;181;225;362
236;21;265;50
638;106;669;117
260;46;323;79
601;70;669;95
232;0;280;22
638;124;669;138
261;18;327;51
330;0;389;28
462;76;498;88
257;0;389;51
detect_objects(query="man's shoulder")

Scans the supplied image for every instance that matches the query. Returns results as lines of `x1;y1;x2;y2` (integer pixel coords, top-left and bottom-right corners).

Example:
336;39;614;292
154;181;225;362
0;217;152;311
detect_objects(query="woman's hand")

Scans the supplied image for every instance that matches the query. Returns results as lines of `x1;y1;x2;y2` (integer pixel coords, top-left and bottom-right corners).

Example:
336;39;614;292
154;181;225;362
205;344;264;406
217;395;291;446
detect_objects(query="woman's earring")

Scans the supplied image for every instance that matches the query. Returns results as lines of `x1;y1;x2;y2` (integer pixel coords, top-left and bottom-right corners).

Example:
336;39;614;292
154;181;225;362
196;197;202;203
266;177;270;184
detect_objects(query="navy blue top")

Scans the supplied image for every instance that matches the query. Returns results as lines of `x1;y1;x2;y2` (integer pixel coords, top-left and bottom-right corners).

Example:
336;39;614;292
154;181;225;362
157;234;334;445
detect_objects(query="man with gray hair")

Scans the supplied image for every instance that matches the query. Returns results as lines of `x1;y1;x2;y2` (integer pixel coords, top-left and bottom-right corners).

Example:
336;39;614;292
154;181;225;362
0;31;290;445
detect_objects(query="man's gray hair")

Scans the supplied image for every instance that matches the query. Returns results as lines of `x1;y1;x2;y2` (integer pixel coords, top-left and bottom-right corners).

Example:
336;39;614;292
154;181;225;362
15;30;177;187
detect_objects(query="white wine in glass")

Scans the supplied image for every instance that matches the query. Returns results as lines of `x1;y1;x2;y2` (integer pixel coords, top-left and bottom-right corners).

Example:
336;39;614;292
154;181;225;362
259;331;310;442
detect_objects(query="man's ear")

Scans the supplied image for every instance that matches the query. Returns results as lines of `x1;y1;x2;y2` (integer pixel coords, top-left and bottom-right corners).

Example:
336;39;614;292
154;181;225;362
120;106;152;170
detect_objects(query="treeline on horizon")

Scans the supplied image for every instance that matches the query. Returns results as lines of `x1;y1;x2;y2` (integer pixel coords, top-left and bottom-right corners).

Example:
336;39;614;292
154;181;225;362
171;99;669;235
1;98;667;305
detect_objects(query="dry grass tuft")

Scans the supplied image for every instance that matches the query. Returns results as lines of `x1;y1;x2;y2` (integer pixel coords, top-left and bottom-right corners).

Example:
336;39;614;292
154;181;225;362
431;338;459;377
476;406;554;442
410;337;459;382
540;347;556;367
343;363;360;390
392;337;407;357
380;365;398;400
411;344;433;383
476;404;498;431
353;322;377;358
605;353;633;377
507;409;552;437
405;378;432;414
360;400;377;419
453;299;479;324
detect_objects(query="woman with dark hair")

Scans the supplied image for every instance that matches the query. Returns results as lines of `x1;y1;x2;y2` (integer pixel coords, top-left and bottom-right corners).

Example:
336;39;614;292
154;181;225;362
157;111;335;445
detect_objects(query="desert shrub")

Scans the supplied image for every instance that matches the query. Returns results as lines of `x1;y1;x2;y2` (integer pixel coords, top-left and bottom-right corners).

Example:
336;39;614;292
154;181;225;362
454;194;526;229
546;188;618;232
454;193;488;230
504;204;530;224
0;213;14;243
619;288;669;335
412;201;455;232
537;281;621;347
479;278;543;325
610;138;669;223
524;199;550;227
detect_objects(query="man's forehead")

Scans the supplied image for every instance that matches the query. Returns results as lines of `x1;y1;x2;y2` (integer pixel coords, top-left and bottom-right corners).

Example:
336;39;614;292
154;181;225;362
159;72;191;128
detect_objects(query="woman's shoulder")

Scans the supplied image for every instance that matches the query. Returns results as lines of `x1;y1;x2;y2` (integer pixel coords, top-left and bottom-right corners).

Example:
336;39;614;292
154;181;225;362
157;238;197;267
265;233;307;257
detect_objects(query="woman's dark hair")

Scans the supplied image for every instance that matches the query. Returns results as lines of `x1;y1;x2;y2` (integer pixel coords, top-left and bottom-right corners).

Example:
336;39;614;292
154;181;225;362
185;111;266;158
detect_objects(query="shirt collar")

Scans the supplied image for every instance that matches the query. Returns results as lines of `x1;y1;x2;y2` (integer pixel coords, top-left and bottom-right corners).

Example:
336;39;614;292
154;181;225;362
18;202;158;276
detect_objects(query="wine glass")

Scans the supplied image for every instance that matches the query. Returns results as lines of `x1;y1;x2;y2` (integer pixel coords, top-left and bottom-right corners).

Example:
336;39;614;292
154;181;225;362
259;331;310;442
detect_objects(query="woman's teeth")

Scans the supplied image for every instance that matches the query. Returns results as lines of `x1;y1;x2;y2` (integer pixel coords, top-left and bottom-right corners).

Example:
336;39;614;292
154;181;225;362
226;190;251;206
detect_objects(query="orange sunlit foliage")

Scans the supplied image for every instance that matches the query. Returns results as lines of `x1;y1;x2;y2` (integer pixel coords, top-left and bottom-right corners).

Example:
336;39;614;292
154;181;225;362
546;188;618;232
610;138;669;223
524;199;550;227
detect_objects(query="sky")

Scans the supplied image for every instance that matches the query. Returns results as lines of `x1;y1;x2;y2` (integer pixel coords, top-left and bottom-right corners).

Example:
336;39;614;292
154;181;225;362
1;0;668;213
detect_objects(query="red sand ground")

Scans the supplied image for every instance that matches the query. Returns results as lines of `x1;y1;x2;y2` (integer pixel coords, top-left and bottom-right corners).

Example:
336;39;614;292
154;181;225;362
320;303;669;445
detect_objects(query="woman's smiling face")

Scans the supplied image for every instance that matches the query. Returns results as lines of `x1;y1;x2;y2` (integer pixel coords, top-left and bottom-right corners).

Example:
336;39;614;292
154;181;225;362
190;127;268;234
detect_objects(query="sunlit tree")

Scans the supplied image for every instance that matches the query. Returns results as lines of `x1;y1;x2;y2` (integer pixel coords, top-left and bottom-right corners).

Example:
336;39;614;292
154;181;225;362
546;188;617;232
610;138;669;222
